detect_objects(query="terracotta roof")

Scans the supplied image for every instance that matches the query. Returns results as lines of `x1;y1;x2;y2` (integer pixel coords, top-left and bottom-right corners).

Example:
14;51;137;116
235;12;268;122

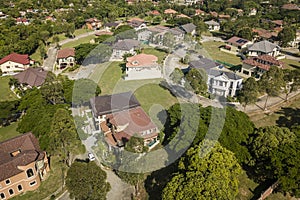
14;68;48;87
164;9;177;14
0;132;45;182
16;17;28;23
243;55;283;71
100;121;110;133
90;91;140;116
148;10;160;15
126;53;158;68
0;53;30;65
219;14;230;19
282;3;300;10
252;28;273;39
107;106;158;139
271;20;283;26
127;18;144;23
195;9;205;15
95;31;113;36
227;36;250;47
57;48;75;59
210;11;218;17
177;14;191;19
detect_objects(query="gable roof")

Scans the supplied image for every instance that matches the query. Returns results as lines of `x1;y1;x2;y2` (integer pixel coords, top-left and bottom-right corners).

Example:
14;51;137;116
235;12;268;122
128;20;145;28
104;22;120;28
281;3;300;10
205;20;220;26
126;53;158;68
208;69;242;81
107;106;158;138
168;27;185;35
57;48;75;59
248;40;279;53
112;39;140;51
227;36;250;47
90;91;140;116
164;9;177;14
243;54;283;71
189;57;220;72
14;68;48;87
0;53;30;65
181;23;196;33
0;132;45;182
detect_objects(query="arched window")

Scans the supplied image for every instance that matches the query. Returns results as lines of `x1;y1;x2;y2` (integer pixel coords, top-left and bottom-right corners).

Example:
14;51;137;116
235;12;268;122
26;169;34;178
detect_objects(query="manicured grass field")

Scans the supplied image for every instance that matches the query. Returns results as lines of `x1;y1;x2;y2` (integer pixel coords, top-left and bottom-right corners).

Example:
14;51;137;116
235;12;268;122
0;122;21;142
143;48;167;64
282;59;300;70
0;76;18;102
202;41;242;65
61;35;96;48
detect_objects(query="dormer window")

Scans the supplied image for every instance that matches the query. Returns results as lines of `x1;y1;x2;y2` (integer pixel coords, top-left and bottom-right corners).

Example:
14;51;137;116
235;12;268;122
132;61;139;65
10;149;21;157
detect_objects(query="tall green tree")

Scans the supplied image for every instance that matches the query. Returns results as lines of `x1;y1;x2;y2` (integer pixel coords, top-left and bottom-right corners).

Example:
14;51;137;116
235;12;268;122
162;140;242;200
48;108;84;166
185;68;207;95
238;77;259;110
278;27;296;47
258;66;285;110
40;73;65;105
283;69;300;101
66;161;110;200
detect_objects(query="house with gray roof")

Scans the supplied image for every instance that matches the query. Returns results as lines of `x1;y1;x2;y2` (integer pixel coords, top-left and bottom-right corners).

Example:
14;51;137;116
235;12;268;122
247;40;280;57
204;20;220;31
111;39;140;60
207;69;243;97
168;27;185;41
180;23;197;36
188;57;222;72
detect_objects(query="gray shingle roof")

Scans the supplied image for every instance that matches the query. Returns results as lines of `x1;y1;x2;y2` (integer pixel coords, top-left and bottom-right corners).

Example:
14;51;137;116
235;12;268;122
181;23;196;33
90;91;141;116
189;57;220;72
248;40;279;53
208;69;242;80
204;20;220;26
112;39;140;51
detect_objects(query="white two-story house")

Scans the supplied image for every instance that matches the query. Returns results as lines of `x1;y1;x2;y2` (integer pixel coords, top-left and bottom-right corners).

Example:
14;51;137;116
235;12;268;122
207;69;243;97
0;53;34;75
247;40;280;57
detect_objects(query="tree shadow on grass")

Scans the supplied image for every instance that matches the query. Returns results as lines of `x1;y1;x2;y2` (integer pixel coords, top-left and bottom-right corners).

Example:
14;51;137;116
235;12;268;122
275;107;300;128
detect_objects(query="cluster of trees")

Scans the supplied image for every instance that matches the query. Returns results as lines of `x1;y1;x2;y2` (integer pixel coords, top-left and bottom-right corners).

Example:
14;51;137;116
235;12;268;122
238;67;300;110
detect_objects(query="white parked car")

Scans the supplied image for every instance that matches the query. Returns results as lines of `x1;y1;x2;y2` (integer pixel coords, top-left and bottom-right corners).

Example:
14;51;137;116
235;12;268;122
88;153;95;161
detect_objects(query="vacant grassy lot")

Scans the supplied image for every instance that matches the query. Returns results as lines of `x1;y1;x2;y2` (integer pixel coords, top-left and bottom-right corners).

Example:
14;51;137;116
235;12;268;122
143;48;167;64
202;41;242;65
250;95;300;128
282;59;300;70
11;156;65;200
0;122;20;142
0;76;18;102
62;35;96;48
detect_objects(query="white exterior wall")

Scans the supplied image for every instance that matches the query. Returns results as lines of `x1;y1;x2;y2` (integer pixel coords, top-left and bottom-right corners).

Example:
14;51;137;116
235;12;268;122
248;48;280;57
207;75;242;97
125;66;162;80
111;49;135;60
0;61;29;74
57;57;75;65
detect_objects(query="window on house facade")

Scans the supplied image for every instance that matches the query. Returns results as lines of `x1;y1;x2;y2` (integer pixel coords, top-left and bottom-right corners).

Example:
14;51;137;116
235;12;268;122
0;193;5;199
5;179;10;185
29;181;36;186
6;66;10;69
8;189;14;196
26;169;34;178
17;184;23;191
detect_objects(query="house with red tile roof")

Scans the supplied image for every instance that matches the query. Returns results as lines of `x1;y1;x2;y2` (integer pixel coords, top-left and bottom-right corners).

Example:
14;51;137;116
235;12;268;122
85;18;102;30
0;53;34;75
148;10;160;16
56;48;75;69
90;92;159;149
241;54;284;78
125;53;162;80
13;68;48;89
281;3;300;10
225;36;253;54
16;17;30;25
0;133;50;200
195;9;205;16
164;9;177;15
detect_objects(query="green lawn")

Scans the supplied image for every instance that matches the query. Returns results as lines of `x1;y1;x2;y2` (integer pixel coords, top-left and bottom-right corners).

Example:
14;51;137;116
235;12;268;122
143;48;167;64
0;122;21;142
11;156;65;200
202;41;242;65
282;59;300;70
61;35;96;48
0;76;18;102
